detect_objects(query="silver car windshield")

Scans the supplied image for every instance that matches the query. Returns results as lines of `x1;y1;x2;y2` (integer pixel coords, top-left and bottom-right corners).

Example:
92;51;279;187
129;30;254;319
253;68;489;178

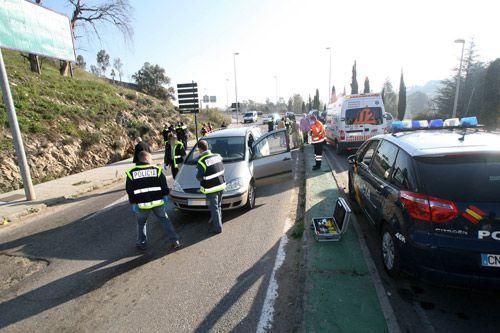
185;136;246;164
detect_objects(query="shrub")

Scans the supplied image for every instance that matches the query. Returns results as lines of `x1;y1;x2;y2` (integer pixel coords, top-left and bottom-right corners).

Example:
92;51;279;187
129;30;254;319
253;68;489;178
125;92;136;100
80;131;102;151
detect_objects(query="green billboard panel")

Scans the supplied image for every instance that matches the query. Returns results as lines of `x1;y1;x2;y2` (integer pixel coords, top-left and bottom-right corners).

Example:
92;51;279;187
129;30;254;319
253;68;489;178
0;0;75;61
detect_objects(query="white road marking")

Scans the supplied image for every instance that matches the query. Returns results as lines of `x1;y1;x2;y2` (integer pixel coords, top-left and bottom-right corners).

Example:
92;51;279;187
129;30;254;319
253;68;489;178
82;194;128;221
256;217;293;333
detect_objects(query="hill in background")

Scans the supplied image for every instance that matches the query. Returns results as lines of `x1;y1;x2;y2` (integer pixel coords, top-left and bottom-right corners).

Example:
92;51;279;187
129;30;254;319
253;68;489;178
0;50;228;193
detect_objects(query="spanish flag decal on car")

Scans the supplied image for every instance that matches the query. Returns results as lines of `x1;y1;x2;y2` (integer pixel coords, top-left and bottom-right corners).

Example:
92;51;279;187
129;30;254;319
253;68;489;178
462;206;486;224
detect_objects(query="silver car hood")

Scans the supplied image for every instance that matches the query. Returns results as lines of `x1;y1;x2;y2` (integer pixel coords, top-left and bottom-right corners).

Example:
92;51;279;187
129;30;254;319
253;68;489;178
175;160;250;190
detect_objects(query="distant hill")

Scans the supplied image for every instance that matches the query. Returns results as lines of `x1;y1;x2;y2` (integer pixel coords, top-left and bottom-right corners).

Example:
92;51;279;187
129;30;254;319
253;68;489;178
407;80;441;97
0;50;228;193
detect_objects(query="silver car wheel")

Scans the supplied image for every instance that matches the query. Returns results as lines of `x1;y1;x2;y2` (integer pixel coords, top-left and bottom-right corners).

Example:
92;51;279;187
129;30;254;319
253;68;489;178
382;231;395;270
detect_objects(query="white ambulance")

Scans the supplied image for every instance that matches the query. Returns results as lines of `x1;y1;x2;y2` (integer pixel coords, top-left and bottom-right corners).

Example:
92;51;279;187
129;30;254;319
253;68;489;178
325;93;390;154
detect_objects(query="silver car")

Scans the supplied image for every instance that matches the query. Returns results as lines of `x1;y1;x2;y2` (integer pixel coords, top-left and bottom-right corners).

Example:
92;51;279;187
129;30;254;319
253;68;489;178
170;127;293;211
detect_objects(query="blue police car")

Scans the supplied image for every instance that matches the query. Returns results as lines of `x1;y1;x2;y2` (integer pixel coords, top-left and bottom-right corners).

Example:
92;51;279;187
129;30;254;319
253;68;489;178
347;117;500;287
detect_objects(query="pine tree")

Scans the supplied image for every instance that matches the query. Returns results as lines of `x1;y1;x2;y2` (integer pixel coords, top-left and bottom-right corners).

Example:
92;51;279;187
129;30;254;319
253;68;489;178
351;61;358;94
287;98;293;112
364;77;370;93
302;101;306;113
308;95;312;111
480;59;500;129
382;79;397;117
397;71;407;120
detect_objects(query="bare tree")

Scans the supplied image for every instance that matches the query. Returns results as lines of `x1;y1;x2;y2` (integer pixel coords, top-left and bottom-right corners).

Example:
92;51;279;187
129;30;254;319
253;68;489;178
113;58;124;82
59;0;134;76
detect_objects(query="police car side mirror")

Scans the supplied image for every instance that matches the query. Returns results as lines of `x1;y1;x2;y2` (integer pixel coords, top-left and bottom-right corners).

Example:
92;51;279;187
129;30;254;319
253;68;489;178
347;154;357;165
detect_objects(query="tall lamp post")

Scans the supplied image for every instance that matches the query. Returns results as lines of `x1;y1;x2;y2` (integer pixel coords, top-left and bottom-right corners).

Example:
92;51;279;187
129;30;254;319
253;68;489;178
326;47;332;104
233;52;239;124
273;75;278;110
225;78;229;109
452;39;465;118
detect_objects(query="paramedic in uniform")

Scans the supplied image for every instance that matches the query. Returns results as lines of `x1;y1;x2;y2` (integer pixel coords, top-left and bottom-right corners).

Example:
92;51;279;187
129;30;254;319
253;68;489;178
126;151;180;250
310;115;326;170
196;140;226;234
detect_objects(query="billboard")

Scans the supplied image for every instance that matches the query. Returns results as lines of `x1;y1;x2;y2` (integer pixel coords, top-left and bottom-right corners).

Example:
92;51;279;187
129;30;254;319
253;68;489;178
0;0;75;61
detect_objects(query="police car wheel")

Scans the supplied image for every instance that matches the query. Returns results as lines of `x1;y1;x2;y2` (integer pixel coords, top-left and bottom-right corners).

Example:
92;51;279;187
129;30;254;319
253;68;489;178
381;224;401;277
245;182;256;210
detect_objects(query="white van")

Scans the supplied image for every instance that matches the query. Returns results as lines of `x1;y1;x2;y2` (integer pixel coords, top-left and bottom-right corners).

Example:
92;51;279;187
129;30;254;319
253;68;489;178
325;93;390;154
243;111;258;123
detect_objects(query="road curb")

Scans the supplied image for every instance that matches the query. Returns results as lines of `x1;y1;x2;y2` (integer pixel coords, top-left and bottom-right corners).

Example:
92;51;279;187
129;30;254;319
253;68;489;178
323;148;401;333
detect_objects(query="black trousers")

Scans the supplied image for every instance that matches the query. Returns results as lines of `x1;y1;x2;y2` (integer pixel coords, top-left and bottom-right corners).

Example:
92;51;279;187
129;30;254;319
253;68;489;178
313;142;323;166
171;165;179;179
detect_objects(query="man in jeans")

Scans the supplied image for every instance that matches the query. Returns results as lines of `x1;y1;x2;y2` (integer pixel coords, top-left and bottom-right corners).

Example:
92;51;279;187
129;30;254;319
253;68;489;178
126;151;180;250
196;140;226;234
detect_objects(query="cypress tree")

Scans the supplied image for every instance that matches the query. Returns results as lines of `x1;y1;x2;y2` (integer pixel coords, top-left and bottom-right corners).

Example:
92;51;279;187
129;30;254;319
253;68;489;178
351;61;358;94
364;77;370;93
397;71;407;120
313;89;320;110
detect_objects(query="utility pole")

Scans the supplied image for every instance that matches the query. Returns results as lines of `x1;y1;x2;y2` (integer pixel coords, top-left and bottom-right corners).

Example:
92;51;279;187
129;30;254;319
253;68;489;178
452;39;465;118
233;52;239;124
326;47;332;104
0;49;36;200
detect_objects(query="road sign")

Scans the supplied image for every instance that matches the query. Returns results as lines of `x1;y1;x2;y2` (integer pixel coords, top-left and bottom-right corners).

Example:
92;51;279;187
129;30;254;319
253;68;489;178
0;0;75;61
231;102;241;110
177;82;200;140
177;82;200;115
210;96;216;103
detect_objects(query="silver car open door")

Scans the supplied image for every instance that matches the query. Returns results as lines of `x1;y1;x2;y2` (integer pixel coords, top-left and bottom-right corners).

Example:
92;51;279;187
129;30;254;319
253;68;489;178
251;129;293;186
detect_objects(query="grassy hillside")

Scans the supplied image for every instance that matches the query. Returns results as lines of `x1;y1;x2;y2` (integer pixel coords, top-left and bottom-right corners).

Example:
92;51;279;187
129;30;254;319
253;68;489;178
0;50;228;193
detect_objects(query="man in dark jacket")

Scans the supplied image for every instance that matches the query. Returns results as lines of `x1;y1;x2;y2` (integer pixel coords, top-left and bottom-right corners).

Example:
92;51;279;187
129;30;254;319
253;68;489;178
164;133;186;179
196;140;226;234
162;124;169;142
126;151;180;250
132;137;151;164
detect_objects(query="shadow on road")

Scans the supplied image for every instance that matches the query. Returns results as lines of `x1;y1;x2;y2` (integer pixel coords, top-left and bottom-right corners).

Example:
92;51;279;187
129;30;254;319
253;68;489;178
0;198;238;329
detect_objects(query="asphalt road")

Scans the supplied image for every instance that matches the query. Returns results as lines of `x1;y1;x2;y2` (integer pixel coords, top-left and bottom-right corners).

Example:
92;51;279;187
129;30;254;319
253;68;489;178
0;126;301;332
323;144;500;333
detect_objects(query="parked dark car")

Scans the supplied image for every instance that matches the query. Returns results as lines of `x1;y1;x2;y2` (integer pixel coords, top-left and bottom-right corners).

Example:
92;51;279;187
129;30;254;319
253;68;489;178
347;129;500;288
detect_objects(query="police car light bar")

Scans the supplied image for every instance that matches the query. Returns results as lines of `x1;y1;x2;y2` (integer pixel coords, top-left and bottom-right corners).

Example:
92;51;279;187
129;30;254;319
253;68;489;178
390;116;479;133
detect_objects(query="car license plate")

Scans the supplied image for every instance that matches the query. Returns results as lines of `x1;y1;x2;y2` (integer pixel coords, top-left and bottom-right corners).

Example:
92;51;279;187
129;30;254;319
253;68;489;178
481;254;500;267
188;199;206;206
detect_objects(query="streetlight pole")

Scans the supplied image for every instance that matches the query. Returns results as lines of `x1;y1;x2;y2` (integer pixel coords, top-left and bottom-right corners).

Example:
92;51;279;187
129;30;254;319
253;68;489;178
274;75;278;109
233;52;239;124
452;39;465;118
326;47;332;104
225;78;229;109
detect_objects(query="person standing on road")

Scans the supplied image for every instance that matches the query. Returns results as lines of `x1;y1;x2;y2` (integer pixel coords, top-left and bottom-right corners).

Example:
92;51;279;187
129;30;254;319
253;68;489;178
126;151;181;250
179;122;188;148
291;121;303;149
133;137;151;164
268;118;275;132
164;133;186;179
196;140;226;234
310;115;326;170
162;124;170;143
300;113;310;144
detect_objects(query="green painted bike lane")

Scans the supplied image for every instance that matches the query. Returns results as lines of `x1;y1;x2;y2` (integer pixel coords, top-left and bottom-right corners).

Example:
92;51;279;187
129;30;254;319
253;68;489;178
303;145;389;333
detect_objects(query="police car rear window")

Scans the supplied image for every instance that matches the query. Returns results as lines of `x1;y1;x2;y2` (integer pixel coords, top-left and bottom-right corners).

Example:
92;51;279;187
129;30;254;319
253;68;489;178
416;154;500;202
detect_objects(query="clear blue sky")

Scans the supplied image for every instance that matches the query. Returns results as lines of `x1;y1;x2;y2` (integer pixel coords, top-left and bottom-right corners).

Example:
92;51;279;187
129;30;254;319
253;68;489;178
43;0;500;106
